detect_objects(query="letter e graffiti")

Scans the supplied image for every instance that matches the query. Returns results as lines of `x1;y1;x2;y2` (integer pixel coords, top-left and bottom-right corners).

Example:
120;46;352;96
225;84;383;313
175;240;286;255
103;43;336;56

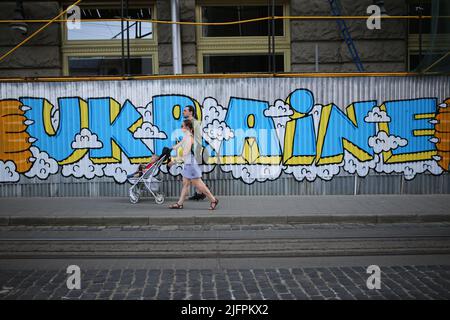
67;5;81;30
366;265;381;290
66;265;81;290
367;5;381;30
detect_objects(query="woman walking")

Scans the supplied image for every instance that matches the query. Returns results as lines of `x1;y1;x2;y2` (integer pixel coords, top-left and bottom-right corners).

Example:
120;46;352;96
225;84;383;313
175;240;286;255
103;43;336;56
169;120;219;210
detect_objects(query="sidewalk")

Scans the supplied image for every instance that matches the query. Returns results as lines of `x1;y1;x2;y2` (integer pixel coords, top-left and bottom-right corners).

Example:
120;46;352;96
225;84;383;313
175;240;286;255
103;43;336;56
0;195;449;226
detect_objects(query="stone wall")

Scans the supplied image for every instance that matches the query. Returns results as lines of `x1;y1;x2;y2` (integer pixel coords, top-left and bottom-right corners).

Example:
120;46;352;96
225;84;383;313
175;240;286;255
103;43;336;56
0;1;61;77
290;0;407;72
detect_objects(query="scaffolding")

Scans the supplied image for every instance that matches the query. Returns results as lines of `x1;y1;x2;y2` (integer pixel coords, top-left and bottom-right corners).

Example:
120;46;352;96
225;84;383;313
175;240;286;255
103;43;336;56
0;0;449;80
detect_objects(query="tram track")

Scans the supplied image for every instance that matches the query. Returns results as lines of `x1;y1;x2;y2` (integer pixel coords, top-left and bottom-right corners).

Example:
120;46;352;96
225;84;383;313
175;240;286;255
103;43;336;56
1;235;450;259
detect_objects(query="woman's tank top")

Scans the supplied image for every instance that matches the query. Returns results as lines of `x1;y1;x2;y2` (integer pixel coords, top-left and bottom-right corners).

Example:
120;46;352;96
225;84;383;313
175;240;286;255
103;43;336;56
180;133;195;164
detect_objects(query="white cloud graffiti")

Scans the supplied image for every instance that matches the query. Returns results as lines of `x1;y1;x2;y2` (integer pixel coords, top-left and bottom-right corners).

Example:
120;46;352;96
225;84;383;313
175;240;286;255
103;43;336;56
202;97;227;124
365;106;391;123
0;161;20;182
62;155;105;179
133;122;167;139
136;102;153;123
368;131;408;154
71;128;103;149
222;164;285;184
24;147;58;179
284;162;343;182
264;100;294;118
203;119;234;142
375;155;443;180
343;152;380;177
200;97;235;175
103;153;139;183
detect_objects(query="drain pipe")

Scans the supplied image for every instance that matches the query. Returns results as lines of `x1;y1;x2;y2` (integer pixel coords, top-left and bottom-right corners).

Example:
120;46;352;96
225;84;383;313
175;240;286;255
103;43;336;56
171;0;182;74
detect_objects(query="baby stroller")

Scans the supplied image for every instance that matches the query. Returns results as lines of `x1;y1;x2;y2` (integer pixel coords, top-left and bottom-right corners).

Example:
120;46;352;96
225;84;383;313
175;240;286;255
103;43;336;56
128;147;172;204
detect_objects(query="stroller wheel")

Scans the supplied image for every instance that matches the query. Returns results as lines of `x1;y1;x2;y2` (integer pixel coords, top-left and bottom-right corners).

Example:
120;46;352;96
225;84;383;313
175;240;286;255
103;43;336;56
129;189;140;204
155;193;165;205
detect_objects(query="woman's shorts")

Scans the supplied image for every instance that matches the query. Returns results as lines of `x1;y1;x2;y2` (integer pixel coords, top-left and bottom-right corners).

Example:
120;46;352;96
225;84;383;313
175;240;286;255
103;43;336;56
182;163;202;179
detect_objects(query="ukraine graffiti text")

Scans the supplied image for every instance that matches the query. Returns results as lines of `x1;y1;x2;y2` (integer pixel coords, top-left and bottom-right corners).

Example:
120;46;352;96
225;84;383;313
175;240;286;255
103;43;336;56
1;89;449;184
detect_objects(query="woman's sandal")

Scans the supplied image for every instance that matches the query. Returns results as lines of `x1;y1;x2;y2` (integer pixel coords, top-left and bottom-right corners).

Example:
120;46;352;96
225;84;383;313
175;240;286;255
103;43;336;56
209;198;219;210
169;202;183;209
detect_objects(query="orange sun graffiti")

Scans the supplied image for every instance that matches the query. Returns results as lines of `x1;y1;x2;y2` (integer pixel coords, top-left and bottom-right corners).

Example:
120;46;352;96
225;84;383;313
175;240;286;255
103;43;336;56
0;100;35;173
434;98;450;171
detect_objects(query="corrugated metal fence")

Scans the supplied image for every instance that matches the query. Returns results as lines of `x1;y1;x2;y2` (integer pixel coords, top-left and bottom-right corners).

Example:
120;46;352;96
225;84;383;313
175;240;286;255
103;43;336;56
1;75;449;197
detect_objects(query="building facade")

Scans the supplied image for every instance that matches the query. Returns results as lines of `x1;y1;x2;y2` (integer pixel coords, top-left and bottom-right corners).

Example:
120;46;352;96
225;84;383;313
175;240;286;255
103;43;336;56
1;0;447;77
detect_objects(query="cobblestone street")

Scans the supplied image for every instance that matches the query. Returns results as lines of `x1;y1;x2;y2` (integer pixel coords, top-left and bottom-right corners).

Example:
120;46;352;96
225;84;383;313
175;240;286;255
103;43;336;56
1;266;450;300
1;222;450;300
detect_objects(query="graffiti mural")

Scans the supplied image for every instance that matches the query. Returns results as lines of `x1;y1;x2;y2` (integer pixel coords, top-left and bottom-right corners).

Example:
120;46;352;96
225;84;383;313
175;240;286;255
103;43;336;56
1;85;449;185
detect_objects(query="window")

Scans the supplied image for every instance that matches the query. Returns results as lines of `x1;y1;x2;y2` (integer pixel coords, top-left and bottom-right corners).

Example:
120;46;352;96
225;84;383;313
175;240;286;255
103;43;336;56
201;5;283;37
62;3;158;76
196;1;290;73
203;54;284;73
68;56;153;76
67;8;153;40
407;0;450;71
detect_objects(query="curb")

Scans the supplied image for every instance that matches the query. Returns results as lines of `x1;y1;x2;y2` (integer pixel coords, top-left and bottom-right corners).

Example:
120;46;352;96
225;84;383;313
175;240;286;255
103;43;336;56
2;214;450;226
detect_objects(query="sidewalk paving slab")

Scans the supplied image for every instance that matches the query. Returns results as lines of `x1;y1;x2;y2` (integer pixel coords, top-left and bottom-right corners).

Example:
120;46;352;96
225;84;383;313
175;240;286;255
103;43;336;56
0;195;449;226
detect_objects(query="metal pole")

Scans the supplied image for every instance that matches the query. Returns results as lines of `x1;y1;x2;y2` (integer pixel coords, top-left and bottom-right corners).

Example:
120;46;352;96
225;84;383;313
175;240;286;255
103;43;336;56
271;0;275;72
415;6;424;63
267;0;272;72
419;11;423;61
126;0;130;75
171;0;182;74
176;1;182;74
315;43;319;72
121;0;125;75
